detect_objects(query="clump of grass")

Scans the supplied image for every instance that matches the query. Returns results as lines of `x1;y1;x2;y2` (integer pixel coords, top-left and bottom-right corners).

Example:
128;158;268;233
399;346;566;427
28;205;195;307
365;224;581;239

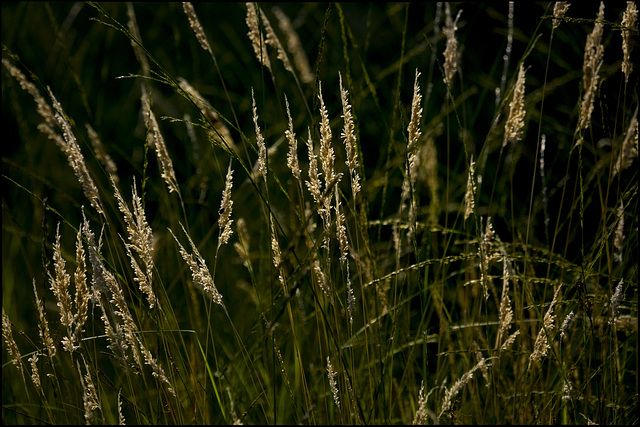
2;2;637;425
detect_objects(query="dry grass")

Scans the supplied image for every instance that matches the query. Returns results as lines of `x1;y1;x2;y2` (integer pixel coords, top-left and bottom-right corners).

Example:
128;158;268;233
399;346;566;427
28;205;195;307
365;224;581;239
2;2;637;425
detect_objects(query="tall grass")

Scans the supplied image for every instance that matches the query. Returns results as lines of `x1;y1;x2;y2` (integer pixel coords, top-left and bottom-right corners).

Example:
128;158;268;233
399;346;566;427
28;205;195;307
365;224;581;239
2;2;637;424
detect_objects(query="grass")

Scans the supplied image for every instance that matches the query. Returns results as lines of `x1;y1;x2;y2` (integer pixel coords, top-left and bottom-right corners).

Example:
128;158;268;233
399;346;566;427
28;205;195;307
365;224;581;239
2;2;638;424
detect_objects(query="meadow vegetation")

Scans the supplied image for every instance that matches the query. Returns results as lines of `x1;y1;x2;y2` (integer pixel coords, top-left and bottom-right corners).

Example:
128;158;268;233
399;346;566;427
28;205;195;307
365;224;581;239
2;2;638;424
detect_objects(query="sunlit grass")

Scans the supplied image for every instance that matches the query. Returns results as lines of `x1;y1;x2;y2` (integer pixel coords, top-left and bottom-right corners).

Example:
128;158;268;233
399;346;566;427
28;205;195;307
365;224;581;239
2;2;637;425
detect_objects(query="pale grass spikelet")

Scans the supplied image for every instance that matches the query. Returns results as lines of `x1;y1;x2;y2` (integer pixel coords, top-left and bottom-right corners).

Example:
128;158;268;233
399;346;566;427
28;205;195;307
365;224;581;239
579;2;605;131
82;210;142;367
28;353;41;392
335;186;354;326
621;1;638;82
613;115;638;176
246;3;272;71
118;389;126;425
2;58;56;127
73;227;90;347
580;413;597;425
317;82;340;251
2;307;25;381
339;73;361;197
50;223;74;330
442;4;462;88
407;69;423;153
273;6;314;83
137;336;176;397
86;123;119;185
499;250;514;332
259;6;294;74
392;220;402;264
252;88;267;179
82;210;130;360
218;162;234;249
37;122;67;150
562;379;574;403
478;216;499;301
335;187;349;265
439;361;485;420
611;279;624;318
473;341;491;387
313;258;331;297
169;223;224;306
346;272;356;327
326;356;340;409
500;330;520;352
552;2;570;30
103;264;142;368
305;127;323;205
141;88;180;195
48;87;105;216
113;178;156;309
464;156;476;221
560;310;575;339
413;380;429;425
503;63;527;148
33;280;56;358
529;285;561;367
284;95;301;181
401;70;423;237
183;2;213;54
498;250;521;351
613;201;625;263
78;359;100;425
270;215;282;269
318;81;337;190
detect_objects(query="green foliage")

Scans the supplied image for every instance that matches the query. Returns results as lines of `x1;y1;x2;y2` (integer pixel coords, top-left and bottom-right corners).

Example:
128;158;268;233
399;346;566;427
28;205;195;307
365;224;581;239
2;2;637;424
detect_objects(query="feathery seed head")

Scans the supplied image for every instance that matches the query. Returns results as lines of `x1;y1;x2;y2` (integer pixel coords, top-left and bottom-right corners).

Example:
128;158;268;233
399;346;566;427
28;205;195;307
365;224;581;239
141;89;180;195
50;223;74;329
183;2;213;54
552;2;570;29
503;64;527;147
318;81;336;189
2;58;56;127
260;7;293;74
339;73;361;197
33;280;56;358
218;162;234;248
611;280;624;318
408;69;423;152
3;307;25;379
246;3;272;71
464;156;476;221
529;285;562;367
306;127;323;205
285;95;301;181
48;87;105;216
327;356;340;409
443;5;462;88
169;224;224;306
579;2;605;131
621;1;638;82
614;115;638;176
252;88;267;179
